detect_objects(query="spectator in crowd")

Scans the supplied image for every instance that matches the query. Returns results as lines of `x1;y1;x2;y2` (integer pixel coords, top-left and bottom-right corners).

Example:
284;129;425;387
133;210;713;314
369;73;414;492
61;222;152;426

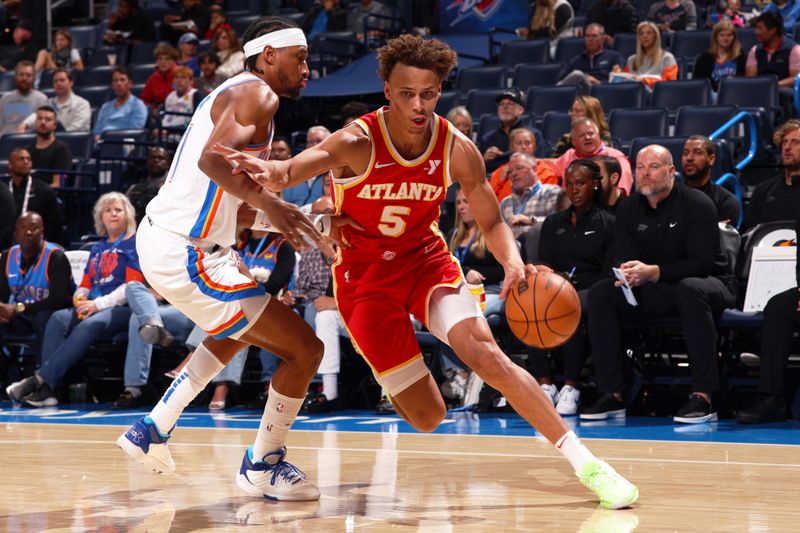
480;90;544;173
559;23;625;93
593;154;624;212
580;145;735;424
16;69;91;133
693;19;746;93
535;159;615;415
301;0;349;38
586;0;639;43
446;106;474;141
25;106;73;186
707;0;750;27
211;26;244;79
142;43;179;117
490;128;559;201
745;10;800;88
647;0;698;32
176;32;200;77
5;193;144;407
157;66;202;141
105;0;156;44
270;136;292;161
552;118;633;194
552;95;612;157
34;29;84;74
0;186;14;251
621;21;678;89
126;146;172;226
161;0;210;45
196;51;224;95
0;20;38;73
0;61;47;135
518;0;574;42
348;0;392;40
742;119;800;231
94;67;148;141
762;0;800;40
205;5;232;40
0;212;71;367
283;126;331;209
500;152;565;243
681;136;740;224
7;148;63;244
341;100;370;126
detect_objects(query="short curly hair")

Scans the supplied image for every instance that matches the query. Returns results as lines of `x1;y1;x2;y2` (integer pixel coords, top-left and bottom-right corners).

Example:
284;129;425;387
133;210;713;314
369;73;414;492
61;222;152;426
377;34;458;82
773;119;800;146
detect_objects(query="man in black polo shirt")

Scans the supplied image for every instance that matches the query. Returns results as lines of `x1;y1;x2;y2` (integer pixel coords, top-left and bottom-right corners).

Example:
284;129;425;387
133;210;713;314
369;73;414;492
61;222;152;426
560;23;625;92
479;90;544;173
580;145;736;424
681;136;740;224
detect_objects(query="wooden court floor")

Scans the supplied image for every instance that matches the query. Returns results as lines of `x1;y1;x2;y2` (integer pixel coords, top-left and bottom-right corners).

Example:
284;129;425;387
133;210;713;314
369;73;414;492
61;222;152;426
0;422;797;532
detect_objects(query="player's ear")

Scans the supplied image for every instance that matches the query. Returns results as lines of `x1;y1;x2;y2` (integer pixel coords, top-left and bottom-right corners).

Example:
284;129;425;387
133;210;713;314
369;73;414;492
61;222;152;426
263;45;276;66
383;80;391;101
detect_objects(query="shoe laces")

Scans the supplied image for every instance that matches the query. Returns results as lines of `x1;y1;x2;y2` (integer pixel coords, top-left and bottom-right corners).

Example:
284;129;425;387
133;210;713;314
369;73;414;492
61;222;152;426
252;449;307;486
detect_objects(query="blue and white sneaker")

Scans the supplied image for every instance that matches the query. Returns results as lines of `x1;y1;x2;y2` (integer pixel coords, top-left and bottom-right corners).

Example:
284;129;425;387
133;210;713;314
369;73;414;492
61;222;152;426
116;416;176;474
236;446;320;501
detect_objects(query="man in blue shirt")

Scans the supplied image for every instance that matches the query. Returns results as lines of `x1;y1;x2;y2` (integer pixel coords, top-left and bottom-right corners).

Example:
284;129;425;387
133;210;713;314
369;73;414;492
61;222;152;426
283;125;331;210
560;23;625;93
94;67;148;141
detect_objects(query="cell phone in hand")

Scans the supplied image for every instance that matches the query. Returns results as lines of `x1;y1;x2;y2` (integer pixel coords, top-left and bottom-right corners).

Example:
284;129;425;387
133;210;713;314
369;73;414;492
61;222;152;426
612;267;638;306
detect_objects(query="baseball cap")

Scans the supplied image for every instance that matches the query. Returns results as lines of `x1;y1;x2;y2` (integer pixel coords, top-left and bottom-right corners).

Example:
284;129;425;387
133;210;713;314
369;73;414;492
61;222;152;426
179;32;199;45
496;89;523;106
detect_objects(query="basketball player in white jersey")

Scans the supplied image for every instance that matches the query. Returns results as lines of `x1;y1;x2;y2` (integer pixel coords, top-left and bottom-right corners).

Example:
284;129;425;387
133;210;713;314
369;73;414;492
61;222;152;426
116;17;324;501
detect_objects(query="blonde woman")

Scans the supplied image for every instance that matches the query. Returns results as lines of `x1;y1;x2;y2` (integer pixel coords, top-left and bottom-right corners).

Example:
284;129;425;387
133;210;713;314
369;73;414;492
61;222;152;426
552;95;612;157
622;21;678;89
6;192;144;407
211;27;245;79
518;0;574;41
446;106;474;141
693;19;745;92
34;29;85;73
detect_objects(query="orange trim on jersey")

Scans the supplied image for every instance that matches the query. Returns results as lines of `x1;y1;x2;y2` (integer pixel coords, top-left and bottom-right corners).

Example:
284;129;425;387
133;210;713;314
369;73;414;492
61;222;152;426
335;117;376;192
207;309;245;336
200;187;224;239
44;248;53;284
192;247;258;293
377;107;440;167
442;119;455;189
376;353;424;377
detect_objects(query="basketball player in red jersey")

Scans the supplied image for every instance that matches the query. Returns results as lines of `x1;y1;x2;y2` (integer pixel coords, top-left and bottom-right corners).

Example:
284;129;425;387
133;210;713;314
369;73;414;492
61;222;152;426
214;35;639;509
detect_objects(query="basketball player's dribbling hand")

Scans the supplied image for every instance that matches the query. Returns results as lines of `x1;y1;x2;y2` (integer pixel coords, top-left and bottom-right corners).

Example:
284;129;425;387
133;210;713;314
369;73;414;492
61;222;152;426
500;263;552;300
211;143;288;192
263;196;324;250
328;214;363;250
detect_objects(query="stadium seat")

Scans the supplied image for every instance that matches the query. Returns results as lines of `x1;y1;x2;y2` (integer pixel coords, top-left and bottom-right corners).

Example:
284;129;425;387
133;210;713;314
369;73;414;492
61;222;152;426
89;45;127;67
38;69;54;90
738;26;757;54
512;63;566;91
670;30;712;63
635;0;661;20
608;107;668;150
76;86;111;109
465;88;508;120
589;82;644;111
554;37;586;64
455;66;506;94
717;75;781;125
58;132;94;167
498;40;550;66
79;66;117;87
130;64;156;85
525;85;578;119
540;111;572;146
67;26;98;51
230;15;261;37
0;134;36;160
651;79;711;119
612;33;637;61
578;0;601;15
674;105;739;138
128;42;159;65
476;113;533;142
435;91;458;116
0;72;14;92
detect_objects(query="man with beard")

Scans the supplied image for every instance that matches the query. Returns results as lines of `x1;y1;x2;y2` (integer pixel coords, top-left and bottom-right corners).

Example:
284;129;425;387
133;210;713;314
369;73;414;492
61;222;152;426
742;119;800;231
125;146;172;226
479;90;544;173
7;148;64;245
0;61;47;134
681;136;740;224
25;106;73;187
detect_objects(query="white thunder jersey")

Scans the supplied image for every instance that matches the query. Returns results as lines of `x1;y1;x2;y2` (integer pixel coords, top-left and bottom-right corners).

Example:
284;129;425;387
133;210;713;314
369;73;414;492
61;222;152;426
146;71;273;247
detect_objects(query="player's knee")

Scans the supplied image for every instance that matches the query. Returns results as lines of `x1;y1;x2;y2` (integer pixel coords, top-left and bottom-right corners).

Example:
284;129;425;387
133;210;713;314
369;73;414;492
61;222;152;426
409;405;446;433
296;336;324;373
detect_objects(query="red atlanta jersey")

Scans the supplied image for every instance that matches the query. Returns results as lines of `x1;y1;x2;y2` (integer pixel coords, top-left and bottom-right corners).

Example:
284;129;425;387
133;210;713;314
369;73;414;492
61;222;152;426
331;106;456;263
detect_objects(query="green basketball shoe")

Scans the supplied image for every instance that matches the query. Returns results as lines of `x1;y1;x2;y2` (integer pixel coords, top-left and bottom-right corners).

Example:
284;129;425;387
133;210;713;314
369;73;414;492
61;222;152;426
577;460;639;509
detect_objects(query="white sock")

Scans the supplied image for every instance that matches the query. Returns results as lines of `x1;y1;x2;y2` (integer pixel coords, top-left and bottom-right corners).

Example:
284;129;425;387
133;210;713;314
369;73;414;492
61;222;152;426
252;383;305;460
125;386;142;398
149;344;224;434
322;373;338;400
555;430;597;473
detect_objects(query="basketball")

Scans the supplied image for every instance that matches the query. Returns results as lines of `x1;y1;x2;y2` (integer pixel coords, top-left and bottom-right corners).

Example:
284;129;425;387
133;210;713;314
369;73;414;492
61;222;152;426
506;271;581;349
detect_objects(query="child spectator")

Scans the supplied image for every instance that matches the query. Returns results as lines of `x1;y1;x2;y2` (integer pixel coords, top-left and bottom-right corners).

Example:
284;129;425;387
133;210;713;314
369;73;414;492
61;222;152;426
196;51;224;95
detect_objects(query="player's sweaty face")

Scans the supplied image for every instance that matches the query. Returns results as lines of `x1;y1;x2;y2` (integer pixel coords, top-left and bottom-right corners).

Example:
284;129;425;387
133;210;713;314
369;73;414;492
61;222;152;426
275;45;309;99
386;64;440;132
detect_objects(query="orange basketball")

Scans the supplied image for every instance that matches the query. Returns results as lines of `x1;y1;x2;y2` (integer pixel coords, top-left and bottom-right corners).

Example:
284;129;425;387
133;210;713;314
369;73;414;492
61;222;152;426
506;271;581;349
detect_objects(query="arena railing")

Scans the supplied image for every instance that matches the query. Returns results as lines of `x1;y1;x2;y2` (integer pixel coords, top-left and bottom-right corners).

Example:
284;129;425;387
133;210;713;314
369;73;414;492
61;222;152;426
709;111;758;228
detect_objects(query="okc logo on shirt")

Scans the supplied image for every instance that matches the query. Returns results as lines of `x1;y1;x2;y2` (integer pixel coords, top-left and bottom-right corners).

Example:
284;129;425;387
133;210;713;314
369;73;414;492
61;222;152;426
446;0;504;25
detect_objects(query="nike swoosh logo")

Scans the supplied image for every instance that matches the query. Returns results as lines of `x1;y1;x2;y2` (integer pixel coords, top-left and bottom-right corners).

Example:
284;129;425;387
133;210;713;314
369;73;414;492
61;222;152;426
584;231;595;235
374;162;396;169
669;222;677;228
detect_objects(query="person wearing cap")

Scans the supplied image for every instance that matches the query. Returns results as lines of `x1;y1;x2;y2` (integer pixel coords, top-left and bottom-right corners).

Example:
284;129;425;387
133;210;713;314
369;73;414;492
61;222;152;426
141;43;179;118
0;20;38;73
177;32;201;77
478;89;545;174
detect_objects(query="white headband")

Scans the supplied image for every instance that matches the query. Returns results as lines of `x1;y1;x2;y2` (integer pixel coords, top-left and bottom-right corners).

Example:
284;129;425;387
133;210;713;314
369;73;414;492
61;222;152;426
243;28;308;58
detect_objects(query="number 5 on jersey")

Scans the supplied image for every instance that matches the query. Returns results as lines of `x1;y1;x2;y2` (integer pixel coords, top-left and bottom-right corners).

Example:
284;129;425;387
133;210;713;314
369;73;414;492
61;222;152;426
378;205;410;236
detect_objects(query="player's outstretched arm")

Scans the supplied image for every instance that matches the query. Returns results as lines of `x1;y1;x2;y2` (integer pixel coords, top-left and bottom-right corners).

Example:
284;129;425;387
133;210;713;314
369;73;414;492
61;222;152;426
451;135;535;299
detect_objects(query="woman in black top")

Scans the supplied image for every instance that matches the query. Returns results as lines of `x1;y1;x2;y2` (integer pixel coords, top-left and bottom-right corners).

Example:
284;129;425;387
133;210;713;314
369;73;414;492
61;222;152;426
533;159;616;415
518;0;574;41
692;19;746;92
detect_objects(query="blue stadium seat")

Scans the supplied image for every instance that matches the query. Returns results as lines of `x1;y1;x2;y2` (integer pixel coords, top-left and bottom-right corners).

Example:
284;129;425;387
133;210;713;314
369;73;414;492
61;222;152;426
0;72;14;92
38;69;54;90
670;30;712;63
0;134;36;160
128;42;159;65
67;26;98;51
738;26;757;55
589;82;644;111
58;132;94;167
554;37;586;64
578;0;601;15
609;107;668;149
540;111;572;146
75;86;111;109
717;75;780;125
512;63;566;91
525;85;578;119
89;45;127;67
674;105;739;138
130;64;156;85
612;33;637;61
465;88;508;120
499;40;550;66
635;0;661;20
476;113;534;142
435;91;458;116
651;79;711;118
455;66;506;93
230;15;261;38
79;65;117;87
